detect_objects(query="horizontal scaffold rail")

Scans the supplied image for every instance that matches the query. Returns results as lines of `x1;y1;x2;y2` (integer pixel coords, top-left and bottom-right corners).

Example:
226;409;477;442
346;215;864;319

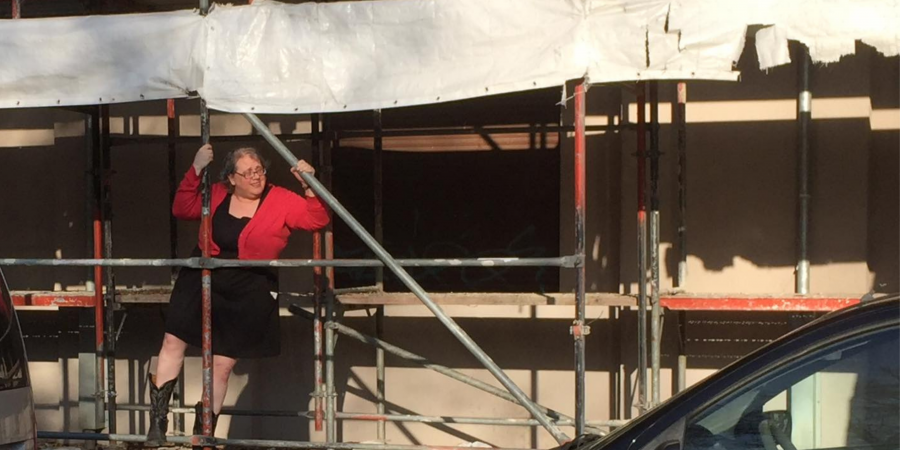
37;432;532;450
114;404;628;428
108;123;626;146
0;256;578;268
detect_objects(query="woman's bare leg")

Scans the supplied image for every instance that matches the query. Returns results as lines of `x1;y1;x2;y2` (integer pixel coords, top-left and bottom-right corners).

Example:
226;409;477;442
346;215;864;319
154;333;188;385
212;355;238;414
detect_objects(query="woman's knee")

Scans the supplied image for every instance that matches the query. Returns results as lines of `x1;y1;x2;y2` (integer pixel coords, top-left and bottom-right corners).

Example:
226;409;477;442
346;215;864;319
160;333;188;355
213;357;237;380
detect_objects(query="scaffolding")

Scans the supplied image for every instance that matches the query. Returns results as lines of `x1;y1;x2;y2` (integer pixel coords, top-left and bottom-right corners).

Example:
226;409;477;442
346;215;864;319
1;2;874;449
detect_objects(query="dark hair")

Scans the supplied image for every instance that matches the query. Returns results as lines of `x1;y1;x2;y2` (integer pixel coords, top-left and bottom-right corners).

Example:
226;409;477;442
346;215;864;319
220;147;270;191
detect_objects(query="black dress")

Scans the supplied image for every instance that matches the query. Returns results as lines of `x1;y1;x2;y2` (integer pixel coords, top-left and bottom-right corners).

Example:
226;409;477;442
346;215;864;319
165;189;280;358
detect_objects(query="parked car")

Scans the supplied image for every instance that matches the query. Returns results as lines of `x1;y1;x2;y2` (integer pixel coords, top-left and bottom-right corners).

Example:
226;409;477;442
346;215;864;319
0;267;36;450
563;295;899;450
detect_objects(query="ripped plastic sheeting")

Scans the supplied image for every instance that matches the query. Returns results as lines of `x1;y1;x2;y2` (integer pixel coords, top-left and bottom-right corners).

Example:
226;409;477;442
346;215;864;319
0;10;205;109
668;0;900;70
0;0;897;113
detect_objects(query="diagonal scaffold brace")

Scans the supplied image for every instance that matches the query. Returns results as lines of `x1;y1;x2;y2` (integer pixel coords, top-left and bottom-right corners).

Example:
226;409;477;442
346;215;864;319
242;112;571;444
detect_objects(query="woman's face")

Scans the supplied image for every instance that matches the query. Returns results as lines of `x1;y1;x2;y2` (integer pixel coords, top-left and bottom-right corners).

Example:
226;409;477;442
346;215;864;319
228;155;267;199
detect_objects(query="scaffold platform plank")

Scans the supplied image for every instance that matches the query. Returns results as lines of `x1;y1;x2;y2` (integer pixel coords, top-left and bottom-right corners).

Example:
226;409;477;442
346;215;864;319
11;289;861;312
334;292;636;306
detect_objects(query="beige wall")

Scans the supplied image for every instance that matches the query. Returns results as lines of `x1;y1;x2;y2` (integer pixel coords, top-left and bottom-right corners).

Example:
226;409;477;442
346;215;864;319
560;41;897;296
2;42;897;447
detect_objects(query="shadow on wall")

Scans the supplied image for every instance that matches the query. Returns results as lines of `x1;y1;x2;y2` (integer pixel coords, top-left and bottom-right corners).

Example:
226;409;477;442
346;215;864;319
618;40;898;292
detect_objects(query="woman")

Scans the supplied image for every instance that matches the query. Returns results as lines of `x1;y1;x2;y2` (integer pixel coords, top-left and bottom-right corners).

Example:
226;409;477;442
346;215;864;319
146;144;329;446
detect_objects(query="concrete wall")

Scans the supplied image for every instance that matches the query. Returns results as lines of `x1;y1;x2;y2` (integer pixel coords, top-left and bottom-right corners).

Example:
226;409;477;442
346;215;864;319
2;42;896;448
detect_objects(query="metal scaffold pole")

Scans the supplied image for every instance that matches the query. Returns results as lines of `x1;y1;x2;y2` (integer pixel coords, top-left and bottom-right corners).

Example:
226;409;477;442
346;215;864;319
573;79;588;436
648;81;661;408
796;45;811;295
676;83;687;289
198;1;214;444
325;121;337;443
373;109;386;442
0;257;577;269
87;105;107;434
167;98;187;434
311;113;325;432
100;104;118;439
675;82;688;394
635;82;648;414
242;112;571;444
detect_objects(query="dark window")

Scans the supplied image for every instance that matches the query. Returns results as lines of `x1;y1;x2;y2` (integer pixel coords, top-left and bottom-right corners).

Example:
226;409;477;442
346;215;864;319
0;269;28;391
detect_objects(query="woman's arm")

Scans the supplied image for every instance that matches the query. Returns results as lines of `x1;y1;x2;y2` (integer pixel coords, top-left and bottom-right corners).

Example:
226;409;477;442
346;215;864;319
284;160;330;230
284;194;330;231
172;144;214;220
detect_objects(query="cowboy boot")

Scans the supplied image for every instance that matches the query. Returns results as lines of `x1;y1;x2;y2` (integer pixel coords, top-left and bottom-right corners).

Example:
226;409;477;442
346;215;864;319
192;401;220;450
146;375;178;447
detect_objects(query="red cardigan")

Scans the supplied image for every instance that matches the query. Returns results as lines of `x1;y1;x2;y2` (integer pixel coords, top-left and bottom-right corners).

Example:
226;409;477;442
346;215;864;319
173;167;330;260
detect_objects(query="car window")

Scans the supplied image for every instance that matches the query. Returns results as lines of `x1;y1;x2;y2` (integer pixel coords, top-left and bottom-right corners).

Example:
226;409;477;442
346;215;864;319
0;269;28;391
684;326;899;450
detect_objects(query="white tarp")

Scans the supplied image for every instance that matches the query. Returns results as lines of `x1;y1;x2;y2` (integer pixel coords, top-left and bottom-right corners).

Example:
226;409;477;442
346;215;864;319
0;0;897;113
201;0;584;113
0;10;205;109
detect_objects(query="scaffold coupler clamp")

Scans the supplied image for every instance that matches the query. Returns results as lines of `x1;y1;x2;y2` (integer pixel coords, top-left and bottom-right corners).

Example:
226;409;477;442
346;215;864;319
572;254;586;268
191;434;217;447
570;321;590;338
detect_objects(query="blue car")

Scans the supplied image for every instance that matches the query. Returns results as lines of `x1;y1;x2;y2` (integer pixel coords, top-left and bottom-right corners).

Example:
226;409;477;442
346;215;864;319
562;296;899;450
0;267;36;450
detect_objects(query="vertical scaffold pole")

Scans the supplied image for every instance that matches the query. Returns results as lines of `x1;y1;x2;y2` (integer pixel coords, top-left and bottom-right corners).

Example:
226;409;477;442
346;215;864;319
676;83;687;289
796;46;811;295
100;104;118;439
573;79;588;436
325;122;337;444
167;99;186;434
648;81;661;408
167;100;181;283
635;82;648;414
311;114;325;432
198;3;214;446
675;82;688;395
89;105;106;433
374;110;386;442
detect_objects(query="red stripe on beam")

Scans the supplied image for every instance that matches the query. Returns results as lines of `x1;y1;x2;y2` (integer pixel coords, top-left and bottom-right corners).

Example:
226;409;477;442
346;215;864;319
660;297;859;311
12;293;97;307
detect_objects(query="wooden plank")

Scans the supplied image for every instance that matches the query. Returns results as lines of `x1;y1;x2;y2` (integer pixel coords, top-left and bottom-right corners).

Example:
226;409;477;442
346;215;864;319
334;292;636;306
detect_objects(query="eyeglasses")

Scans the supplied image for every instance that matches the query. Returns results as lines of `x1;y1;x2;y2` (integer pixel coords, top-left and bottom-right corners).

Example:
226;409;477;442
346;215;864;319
235;167;267;179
